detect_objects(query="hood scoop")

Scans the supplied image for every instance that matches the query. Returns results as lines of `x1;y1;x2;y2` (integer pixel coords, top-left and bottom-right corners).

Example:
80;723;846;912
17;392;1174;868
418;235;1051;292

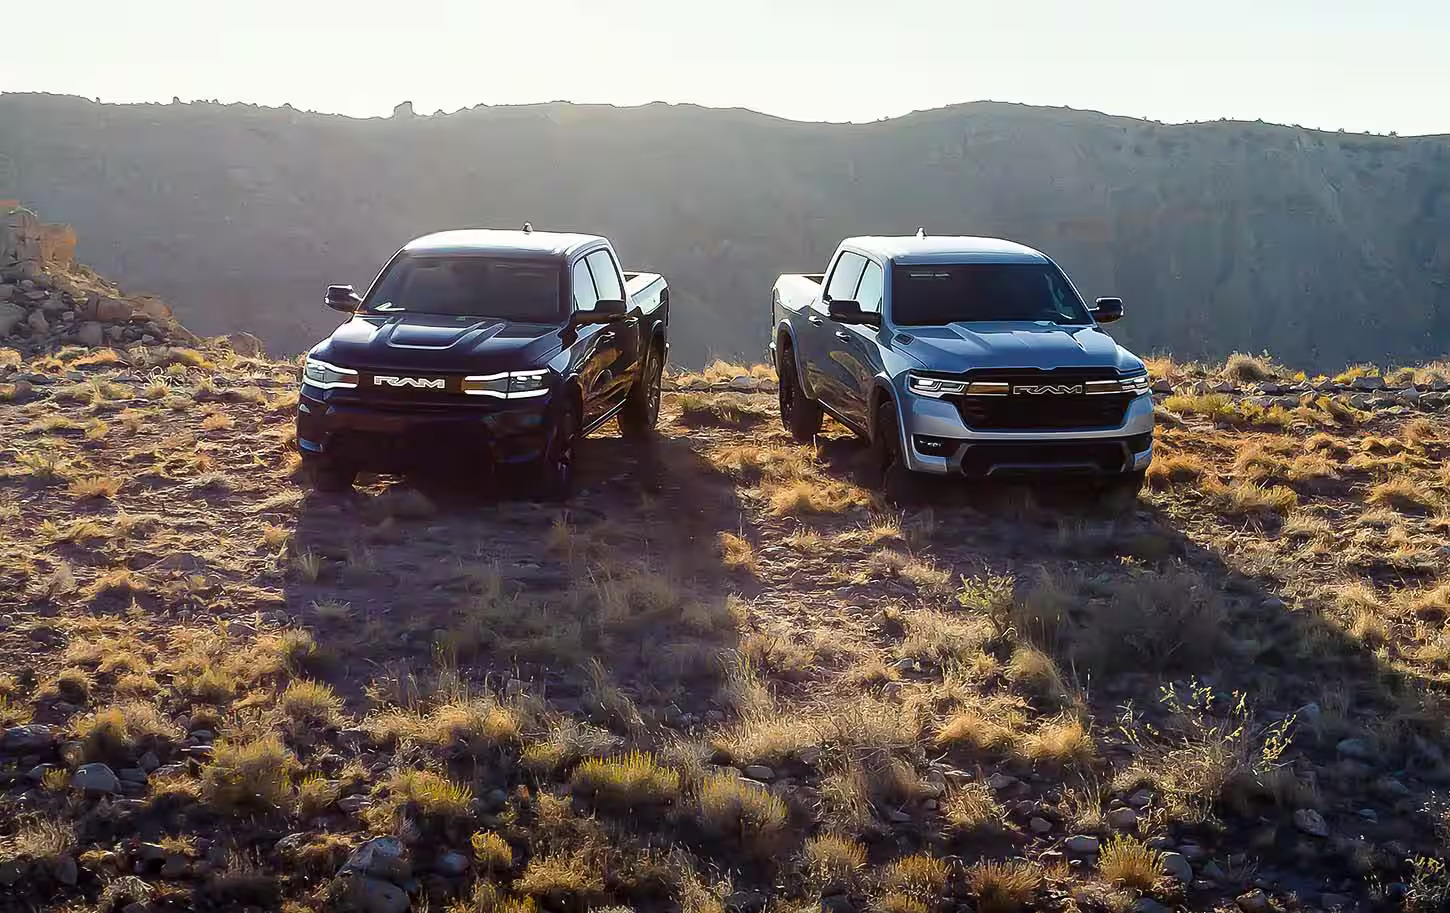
376;316;505;350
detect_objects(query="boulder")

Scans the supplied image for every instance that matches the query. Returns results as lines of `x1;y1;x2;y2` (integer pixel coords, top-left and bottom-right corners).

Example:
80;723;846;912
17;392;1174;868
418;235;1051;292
1236;889;1271;913
226;331;266;357
341;836;411;883
2;724;55;752
76;321;105;347
1106;807;1139;830
25;309;49;335
343;875;410;913
0;302;24;336
94;297;132;322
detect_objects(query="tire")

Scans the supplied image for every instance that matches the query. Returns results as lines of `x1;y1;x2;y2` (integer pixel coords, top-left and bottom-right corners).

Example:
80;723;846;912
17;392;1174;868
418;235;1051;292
534;396;580;501
777;345;822;443
307;458;357;493
1099;469;1146;511
618;341;663;438
872;399;921;504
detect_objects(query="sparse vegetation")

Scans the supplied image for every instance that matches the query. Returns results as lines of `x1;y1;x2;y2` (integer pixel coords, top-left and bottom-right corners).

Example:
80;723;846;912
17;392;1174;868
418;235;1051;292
1;339;1448;911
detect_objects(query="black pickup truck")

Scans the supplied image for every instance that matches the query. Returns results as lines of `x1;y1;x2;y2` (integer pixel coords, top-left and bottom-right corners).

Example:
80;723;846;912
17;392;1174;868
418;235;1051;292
296;227;669;497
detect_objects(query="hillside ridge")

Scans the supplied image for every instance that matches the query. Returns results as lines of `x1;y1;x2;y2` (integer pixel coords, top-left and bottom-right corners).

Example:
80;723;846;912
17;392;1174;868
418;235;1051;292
3;93;1448;370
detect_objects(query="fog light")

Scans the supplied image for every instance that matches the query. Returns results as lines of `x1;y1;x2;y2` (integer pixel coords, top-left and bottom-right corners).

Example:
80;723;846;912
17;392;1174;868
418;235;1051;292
912;435;956;456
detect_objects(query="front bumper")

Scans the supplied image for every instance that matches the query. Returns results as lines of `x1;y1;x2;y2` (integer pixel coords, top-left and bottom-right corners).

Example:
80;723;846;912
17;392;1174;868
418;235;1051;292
295;384;554;472
899;388;1155;477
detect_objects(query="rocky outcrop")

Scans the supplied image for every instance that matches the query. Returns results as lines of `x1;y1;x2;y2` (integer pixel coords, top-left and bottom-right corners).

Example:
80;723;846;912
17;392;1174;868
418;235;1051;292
0;204;198;354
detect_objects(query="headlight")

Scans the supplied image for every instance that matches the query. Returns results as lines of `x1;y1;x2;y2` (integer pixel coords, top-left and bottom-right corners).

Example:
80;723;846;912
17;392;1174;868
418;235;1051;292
907;373;967;397
1119;373;1152;395
907;373;1005;397
302;357;358;390
463;369;553;399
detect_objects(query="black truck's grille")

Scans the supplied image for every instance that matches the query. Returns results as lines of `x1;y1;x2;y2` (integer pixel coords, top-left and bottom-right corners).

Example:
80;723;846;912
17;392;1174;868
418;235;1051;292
946;368;1132;430
960;440;1129;476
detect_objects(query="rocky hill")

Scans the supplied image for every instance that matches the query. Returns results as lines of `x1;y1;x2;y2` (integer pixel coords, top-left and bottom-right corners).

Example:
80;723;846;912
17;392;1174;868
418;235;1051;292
2;93;1448;370
5;238;1450;911
0;204;199;354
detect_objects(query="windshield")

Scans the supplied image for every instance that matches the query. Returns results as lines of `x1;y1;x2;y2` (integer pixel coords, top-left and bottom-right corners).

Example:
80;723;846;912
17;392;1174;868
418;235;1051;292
890;263;1091;327
363;255;564;322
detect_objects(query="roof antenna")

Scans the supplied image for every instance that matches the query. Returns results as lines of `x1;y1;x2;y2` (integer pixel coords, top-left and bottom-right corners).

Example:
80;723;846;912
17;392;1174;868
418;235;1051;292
915;227;926;238
522;222;533;233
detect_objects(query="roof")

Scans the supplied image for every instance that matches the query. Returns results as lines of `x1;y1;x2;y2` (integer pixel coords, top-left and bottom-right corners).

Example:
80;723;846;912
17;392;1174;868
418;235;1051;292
844;235;1049;265
402;228;605;258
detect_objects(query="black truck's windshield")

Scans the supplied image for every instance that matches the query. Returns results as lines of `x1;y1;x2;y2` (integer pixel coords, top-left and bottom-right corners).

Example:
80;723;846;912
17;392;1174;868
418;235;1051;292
364;256;564;322
890;263;1091;327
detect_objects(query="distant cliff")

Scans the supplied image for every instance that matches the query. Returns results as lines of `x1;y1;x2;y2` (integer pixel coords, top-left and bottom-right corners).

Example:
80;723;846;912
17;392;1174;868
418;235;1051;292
1;93;1447;369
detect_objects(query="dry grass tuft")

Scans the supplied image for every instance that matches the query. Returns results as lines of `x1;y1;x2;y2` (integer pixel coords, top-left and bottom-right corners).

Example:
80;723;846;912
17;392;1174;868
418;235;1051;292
202;735;297;810
1099;835;1163;890
967;860;1043;913
74;701;177;763
880;853;951;897
940;781;1007;835
278;680;344;728
718;531;757;573
569;751;682;808
471;831;514;871
801;834;868;891
693;771;789;843
1222;353;1276;383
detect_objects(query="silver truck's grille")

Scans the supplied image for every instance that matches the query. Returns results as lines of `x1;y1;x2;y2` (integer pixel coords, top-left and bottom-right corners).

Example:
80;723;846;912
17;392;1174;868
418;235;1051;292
945;369;1132;431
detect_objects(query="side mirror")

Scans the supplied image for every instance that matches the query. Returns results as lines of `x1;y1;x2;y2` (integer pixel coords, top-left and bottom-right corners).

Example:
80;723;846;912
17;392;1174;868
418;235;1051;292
827;298;882;329
1091;297;1124;323
573;298;628;325
326;284;362;313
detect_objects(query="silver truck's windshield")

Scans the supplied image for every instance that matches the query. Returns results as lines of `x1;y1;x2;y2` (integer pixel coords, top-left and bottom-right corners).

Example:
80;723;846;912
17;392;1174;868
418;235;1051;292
890;263;1091;327
364;256;564;322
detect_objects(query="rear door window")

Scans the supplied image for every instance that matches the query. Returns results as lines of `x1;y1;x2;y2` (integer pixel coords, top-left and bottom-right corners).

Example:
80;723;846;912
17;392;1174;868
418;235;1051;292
585;250;625;303
853;260;884;314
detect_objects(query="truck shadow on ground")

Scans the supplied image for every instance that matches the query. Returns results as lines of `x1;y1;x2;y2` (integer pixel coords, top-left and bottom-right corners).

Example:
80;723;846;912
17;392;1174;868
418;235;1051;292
283;430;753;718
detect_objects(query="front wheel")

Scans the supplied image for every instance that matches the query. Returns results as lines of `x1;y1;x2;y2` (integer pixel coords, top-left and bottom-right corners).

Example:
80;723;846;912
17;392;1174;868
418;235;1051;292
533;398;580;501
306;458;357;493
618;343;663;438
778;348;823;443
871;399;921;504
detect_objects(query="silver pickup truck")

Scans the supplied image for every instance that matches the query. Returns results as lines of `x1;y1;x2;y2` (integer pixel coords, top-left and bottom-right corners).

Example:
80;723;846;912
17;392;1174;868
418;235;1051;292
769;233;1154;502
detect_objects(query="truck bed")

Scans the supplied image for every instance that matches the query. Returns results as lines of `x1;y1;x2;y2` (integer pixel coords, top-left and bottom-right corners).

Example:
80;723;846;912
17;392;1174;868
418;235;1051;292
773;273;825;313
625;271;667;314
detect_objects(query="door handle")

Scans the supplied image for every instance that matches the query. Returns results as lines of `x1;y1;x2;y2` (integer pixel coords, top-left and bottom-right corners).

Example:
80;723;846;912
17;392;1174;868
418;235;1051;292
808;316;824;326
834;331;852;341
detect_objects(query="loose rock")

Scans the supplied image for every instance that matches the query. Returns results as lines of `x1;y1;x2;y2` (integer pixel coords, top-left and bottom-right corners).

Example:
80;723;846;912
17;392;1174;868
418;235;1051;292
1161;852;1193;883
1293;808;1329;837
72;762;122;794
1065;835;1100;854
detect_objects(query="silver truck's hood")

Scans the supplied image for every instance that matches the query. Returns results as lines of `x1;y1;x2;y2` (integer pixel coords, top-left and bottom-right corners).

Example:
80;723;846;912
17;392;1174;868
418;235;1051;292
896;321;1144;373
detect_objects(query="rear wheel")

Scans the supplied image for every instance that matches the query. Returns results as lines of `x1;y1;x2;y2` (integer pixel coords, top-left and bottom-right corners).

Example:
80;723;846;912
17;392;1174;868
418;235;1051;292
872;399;921;504
306;458;357;493
534;397;580;501
778;346;822;442
618;341;663;438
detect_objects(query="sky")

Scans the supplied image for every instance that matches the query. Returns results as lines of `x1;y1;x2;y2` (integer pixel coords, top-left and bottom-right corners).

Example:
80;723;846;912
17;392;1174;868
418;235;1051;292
3;0;1446;135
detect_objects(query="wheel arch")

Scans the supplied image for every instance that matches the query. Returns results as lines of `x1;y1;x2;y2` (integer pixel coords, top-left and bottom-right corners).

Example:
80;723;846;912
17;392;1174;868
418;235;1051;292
868;376;906;446
774;321;811;395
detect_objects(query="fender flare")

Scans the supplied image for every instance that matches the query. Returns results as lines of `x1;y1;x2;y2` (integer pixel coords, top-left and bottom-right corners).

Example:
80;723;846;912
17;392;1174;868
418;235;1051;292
867;375;907;448
773;320;814;398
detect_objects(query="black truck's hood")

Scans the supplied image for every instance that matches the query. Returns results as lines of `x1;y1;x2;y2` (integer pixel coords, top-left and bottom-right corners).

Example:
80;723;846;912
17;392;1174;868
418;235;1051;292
312;314;564;373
